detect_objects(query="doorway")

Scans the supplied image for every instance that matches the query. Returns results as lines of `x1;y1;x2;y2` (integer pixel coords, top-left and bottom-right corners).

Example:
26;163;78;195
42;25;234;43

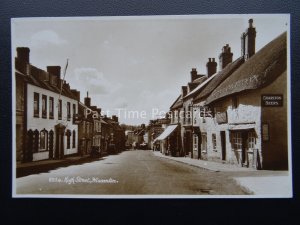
220;131;226;161
55;124;65;159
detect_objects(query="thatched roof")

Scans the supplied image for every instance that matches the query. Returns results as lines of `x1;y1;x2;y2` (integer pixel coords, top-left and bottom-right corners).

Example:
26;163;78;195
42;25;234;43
193;57;244;103
206;32;287;105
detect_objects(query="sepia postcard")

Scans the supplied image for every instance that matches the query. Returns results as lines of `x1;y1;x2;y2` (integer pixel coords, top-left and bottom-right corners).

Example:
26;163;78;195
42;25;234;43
12;14;292;198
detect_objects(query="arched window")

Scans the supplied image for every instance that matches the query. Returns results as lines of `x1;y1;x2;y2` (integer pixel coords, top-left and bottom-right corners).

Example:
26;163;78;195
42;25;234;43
72;130;76;148
66;129;71;149
40;129;48;151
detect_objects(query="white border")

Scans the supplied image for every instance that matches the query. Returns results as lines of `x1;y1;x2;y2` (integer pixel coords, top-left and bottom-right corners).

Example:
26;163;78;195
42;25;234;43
11;14;292;198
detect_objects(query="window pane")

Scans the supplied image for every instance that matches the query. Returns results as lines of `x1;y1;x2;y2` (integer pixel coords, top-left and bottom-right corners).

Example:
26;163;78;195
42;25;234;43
34;92;39;117
58;99;62;119
42;95;47;118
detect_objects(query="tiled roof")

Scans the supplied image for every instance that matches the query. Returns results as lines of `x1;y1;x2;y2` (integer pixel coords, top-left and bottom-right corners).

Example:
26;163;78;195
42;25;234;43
15;58;78;100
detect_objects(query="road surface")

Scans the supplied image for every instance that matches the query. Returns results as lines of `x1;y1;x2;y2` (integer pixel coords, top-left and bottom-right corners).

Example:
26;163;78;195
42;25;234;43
16;150;249;195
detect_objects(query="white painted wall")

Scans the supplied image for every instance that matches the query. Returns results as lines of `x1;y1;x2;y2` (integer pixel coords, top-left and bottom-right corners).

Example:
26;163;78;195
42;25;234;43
27;84;78;161
193;93;262;166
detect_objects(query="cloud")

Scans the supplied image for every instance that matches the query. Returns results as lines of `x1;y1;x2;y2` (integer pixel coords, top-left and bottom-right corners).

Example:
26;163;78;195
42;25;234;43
30;30;67;47
72;67;121;95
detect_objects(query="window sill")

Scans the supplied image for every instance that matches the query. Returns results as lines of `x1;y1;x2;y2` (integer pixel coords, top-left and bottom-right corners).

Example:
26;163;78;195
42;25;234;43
34;114;39;118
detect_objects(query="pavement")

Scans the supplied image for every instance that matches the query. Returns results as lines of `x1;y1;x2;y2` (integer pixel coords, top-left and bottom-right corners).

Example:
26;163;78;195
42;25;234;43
16;154;98;178
152;151;293;197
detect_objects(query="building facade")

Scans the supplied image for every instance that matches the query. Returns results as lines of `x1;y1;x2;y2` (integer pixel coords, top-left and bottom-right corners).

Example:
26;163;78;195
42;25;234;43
164;19;288;170
15;47;80;163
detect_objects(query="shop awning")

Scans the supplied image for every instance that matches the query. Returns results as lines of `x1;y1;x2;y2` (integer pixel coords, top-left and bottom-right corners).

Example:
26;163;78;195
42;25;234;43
229;123;256;130
154;125;178;142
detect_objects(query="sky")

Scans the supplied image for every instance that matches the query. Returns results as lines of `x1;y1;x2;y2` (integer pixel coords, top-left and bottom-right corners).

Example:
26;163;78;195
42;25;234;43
12;14;289;125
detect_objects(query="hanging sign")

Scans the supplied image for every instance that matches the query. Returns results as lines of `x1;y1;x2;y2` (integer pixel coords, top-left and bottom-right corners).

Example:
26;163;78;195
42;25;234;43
261;95;283;107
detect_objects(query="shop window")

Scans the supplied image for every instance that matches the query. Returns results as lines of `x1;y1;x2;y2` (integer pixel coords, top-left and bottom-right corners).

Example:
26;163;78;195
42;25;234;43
193;134;198;151
42;95;47;118
232;132;242;150
39;129;48;151
201;133;207;152
212;133;217;151
49;97;54;119
33;92;39;117
248;131;256;149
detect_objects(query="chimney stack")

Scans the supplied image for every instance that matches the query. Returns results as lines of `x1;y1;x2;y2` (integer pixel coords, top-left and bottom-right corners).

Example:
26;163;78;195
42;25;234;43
206;58;217;77
84;91;91;107
17;47;30;63
181;86;187;97
71;89;80;101
97;108;101;116
47;66;61;79
241;18;256;60
190;68;198;82
219;44;233;70
112;115;119;123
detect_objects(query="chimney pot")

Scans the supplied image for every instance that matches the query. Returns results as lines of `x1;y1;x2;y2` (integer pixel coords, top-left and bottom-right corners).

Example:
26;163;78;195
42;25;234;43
249;18;253;27
206;57;217;77
190;68;198;82
241;19;256;59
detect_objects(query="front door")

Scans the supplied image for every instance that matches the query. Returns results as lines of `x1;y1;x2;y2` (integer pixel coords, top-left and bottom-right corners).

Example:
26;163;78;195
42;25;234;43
55;124;65;159
220;131;226;161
